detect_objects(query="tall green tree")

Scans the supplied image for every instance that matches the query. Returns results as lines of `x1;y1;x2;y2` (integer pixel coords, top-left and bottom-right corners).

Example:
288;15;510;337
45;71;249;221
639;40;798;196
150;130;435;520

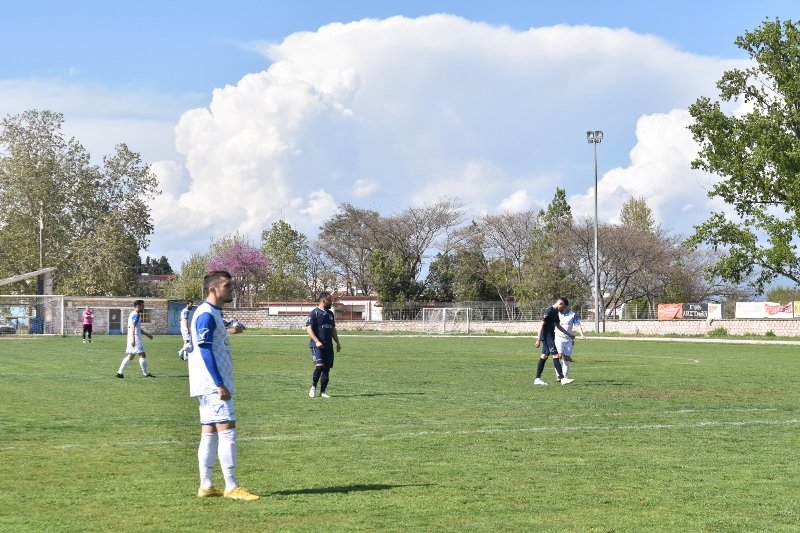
261;220;309;300
687;18;800;290
619;196;656;233
0;109;159;294
164;252;208;300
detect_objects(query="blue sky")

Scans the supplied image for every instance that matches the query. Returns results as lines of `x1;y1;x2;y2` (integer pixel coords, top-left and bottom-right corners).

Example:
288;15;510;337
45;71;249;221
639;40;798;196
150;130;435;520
1;1;797;266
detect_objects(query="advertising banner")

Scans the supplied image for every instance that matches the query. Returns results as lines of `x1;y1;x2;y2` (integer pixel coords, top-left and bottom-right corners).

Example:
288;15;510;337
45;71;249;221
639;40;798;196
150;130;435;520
657;303;683;320
735;301;794;319
658;303;711;320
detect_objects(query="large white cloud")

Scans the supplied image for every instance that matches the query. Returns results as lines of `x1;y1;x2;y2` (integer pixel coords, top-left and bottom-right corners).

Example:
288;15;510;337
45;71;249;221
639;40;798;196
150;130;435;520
160;14;744;263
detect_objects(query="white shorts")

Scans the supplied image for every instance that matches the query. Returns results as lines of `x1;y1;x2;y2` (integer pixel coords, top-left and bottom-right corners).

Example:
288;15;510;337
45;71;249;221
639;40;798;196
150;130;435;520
556;337;574;356
126;340;145;354
197;393;236;425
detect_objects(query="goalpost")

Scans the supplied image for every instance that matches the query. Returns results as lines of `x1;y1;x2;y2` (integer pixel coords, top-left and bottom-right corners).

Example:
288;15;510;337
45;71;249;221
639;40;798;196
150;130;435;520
421;307;471;334
0;294;65;335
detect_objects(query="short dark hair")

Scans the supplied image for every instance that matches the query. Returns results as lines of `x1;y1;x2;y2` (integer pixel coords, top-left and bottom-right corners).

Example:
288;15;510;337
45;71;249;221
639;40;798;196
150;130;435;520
204;271;232;296
133;299;144;308
186;300;193;306
557;297;569;306
318;291;331;302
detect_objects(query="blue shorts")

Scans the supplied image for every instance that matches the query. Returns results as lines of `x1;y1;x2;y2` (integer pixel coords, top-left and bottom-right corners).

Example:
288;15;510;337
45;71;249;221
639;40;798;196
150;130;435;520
540;333;557;356
310;345;334;368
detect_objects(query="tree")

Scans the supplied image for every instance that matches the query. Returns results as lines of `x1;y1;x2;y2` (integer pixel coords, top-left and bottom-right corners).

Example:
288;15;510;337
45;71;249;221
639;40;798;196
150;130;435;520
207;235;269;307
424;253;455;302
164;252;208;300
261;220;309;301
765;285;800;304
318;204;382;295
367;247;423;303
687;18;800;291
59;220;140;296
0;109;159;294
619;196;656;233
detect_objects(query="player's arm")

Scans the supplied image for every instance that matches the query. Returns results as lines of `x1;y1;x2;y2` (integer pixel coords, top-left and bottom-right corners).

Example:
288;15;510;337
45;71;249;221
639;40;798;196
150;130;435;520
555;323;575;340
332;328;341;352
306;325;323;348
141;328;154;340
535;320;545;347
577;322;586;339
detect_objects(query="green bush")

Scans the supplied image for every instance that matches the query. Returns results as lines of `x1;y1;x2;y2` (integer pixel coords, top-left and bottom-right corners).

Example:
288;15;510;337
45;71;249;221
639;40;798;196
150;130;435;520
708;327;729;337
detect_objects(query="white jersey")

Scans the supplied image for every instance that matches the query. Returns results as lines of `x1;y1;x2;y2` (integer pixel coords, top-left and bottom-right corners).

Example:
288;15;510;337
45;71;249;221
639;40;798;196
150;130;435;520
555;310;581;341
126;310;144;354
188;301;234;397
180;308;191;337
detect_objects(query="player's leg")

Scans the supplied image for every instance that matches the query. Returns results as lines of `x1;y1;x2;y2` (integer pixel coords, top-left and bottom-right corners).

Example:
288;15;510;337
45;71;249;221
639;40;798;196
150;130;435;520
535;351;549;384
310;347;324;397
87;325;92;343
197;422;220;497
319;350;334;397
82;324;87;342
139;353;154;377
117;353;134;377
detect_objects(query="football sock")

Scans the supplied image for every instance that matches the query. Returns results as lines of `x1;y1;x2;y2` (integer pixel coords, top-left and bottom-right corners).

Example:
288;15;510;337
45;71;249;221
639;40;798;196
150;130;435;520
139;357;149;376
312;366;323;387
198;431;218;488
553;358;564;379
218;428;238;490
562;360;571;377
536;358;546;378
117;357;131;375
320;368;330;392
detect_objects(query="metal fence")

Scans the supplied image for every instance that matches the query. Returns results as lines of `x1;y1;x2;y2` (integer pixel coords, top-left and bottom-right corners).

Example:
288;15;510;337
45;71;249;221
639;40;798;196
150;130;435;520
0;294;65;335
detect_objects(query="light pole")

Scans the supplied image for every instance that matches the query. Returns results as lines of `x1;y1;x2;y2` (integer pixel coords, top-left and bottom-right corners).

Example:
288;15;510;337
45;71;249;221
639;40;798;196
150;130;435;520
586;130;603;333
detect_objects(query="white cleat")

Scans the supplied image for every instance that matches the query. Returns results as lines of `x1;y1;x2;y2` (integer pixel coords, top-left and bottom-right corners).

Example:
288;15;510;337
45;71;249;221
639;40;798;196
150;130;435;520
320;392;330;399
533;378;548;386
561;377;575;385
309;386;316;398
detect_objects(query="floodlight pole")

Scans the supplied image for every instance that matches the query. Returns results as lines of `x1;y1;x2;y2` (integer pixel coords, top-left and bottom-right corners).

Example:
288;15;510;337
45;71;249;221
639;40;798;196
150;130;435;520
587;130;603;333
38;201;44;270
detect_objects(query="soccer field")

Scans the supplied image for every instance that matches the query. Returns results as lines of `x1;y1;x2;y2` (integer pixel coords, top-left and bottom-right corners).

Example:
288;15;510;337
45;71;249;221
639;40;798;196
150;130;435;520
1;334;799;532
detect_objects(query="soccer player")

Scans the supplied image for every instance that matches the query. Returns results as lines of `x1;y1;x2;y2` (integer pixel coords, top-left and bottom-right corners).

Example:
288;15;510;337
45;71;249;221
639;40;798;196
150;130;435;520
177;300;193;360
115;300;155;378
306;291;341;399
82;306;94;343
189;270;259;501
554;302;586;382
534;297;575;386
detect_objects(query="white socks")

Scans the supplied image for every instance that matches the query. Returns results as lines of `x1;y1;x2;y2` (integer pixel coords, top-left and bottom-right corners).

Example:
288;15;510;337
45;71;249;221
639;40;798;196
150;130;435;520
563;360;571;377
117;357;131;375
198;432;218;488
139;357;149;376
218;428;239;490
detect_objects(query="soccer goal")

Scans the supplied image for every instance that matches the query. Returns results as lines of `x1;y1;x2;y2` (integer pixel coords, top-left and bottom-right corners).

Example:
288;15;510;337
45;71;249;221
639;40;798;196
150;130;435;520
0;294;65;335
421;307;471;334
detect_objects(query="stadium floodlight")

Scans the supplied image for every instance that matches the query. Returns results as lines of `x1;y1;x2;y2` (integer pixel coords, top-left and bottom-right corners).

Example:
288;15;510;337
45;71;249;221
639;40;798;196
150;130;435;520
586;130;603;333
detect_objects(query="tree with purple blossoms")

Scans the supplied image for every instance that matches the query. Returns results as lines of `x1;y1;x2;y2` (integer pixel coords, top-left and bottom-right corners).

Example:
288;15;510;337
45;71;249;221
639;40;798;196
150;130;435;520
207;234;269;307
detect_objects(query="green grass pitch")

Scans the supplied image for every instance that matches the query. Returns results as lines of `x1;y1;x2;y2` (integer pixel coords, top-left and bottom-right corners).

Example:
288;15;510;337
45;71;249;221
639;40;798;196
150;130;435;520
1;334;799;532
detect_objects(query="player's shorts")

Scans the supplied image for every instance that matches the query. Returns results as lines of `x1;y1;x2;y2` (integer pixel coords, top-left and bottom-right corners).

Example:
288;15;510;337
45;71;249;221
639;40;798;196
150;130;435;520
310;345;334;368
540;332;557;356
126;339;145;354
556;337;574;356
198;392;236;425
82;324;93;333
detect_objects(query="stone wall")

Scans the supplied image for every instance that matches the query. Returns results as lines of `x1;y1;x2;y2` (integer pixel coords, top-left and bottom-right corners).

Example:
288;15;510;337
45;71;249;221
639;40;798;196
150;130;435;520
58;297;800;337
64;297;170;335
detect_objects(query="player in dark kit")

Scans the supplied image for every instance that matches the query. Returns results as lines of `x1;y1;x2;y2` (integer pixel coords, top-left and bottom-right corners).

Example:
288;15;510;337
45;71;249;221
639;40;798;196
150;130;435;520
306;291;341;398
534;297;575;386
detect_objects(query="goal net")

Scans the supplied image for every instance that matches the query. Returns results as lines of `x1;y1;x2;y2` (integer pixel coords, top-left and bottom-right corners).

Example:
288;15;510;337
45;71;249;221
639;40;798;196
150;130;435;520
0;294;65;335
421;307;471;334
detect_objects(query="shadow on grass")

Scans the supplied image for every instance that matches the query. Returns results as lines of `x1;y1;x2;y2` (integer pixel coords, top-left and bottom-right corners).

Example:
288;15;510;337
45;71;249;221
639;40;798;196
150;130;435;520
272;483;434;496
579;380;630;386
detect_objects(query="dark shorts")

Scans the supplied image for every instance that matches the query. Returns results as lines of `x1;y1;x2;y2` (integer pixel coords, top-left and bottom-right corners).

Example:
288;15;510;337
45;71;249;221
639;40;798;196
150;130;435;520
83;324;92;334
540;332;557;356
310;345;334;368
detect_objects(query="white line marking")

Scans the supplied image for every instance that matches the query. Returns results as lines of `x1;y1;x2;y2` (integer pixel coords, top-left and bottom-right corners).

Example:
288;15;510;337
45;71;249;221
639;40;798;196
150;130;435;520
13;417;795;451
